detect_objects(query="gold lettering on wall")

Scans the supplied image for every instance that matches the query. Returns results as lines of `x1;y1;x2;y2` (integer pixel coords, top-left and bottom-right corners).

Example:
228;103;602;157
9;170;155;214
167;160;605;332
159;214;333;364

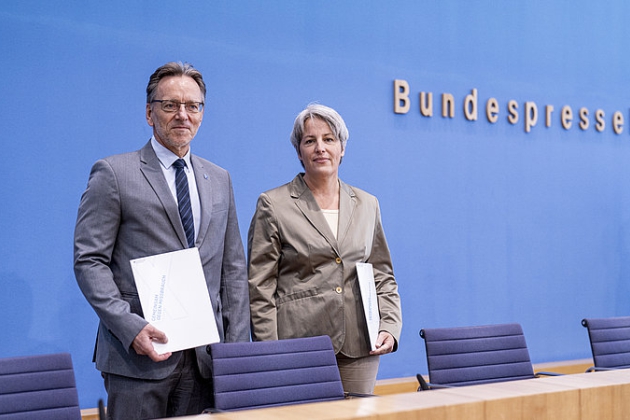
561;106;573;130
442;93;455;118
525;102;537;133
613;111;624;134
393;79;628;135
420;92;433;117
393;79;410;114
464;89;478;121
595;110;606;132
486;98;499;123
507;100;519;125
545;105;554;127
579;108;589;130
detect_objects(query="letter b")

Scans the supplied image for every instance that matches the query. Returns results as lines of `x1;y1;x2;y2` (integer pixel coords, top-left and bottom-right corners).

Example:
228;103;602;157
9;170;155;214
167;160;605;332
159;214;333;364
394;79;410;114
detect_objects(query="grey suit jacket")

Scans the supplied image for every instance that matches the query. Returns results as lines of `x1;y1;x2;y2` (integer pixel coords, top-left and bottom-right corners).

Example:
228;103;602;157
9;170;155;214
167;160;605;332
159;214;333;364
248;174;402;357
74;141;250;380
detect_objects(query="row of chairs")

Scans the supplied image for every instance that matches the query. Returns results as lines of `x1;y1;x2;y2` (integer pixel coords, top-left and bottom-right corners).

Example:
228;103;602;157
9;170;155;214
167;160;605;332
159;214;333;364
416;316;630;391
2;316;629;417
0;335;347;418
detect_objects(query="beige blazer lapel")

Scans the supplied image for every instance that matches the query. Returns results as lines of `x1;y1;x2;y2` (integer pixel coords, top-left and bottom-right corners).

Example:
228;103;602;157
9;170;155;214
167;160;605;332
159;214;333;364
291;175;340;255
337;180;356;246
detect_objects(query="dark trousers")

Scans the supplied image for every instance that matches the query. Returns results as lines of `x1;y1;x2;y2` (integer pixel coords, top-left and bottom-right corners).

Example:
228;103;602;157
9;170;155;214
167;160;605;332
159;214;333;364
103;349;213;420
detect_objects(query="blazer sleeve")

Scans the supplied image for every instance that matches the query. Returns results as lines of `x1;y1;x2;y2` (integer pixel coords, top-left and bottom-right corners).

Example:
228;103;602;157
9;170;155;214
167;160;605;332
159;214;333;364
367;199;403;351
73;159;147;351
247;193;281;341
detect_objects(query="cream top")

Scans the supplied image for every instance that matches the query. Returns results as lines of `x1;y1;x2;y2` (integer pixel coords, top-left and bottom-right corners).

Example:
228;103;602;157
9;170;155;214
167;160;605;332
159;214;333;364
321;209;339;239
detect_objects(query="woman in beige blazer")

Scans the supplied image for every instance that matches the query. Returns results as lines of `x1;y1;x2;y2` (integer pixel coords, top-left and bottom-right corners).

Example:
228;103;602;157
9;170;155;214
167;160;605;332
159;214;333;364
248;104;402;394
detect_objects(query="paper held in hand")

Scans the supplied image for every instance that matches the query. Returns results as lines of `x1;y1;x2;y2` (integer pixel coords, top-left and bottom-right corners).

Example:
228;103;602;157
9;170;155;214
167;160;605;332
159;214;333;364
130;247;219;355
356;262;380;351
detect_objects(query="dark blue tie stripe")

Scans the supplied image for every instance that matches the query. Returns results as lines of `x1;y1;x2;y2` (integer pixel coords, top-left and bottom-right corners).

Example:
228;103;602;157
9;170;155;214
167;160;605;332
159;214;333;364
173;159;195;248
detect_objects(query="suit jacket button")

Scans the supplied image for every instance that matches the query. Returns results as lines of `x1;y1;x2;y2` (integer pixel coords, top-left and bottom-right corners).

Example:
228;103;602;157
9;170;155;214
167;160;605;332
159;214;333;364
335;287;342;294
335;257;342;264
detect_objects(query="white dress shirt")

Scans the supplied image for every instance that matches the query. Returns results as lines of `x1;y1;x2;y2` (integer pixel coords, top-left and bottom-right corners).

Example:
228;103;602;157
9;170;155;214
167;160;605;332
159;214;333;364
151;136;201;241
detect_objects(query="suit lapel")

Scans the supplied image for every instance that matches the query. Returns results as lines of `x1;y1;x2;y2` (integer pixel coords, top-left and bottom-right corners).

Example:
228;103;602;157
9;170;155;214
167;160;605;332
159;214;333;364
191;155;212;247
337;180;356;247
291;174;347;256
138;142;189;248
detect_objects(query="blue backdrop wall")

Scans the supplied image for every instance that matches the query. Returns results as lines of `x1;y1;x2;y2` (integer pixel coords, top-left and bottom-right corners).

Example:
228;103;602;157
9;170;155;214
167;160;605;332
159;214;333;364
2;1;630;408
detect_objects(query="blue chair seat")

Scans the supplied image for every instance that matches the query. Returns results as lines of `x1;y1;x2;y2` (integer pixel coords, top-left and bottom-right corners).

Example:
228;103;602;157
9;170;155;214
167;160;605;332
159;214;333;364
417;323;560;390
582;316;630;371
206;335;345;411
0;352;81;419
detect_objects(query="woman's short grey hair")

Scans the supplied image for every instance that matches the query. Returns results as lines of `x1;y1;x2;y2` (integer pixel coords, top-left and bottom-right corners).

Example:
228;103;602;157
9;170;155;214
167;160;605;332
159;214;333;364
146;62;206;103
290;104;349;153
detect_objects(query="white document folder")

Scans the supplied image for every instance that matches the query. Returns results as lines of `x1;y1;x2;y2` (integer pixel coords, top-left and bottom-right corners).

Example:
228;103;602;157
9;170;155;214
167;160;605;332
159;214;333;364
130;247;219;355
356;262;380;351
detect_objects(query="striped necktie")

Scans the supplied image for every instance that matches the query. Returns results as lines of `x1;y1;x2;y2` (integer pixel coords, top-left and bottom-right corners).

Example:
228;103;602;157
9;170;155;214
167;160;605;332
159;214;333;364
172;159;195;248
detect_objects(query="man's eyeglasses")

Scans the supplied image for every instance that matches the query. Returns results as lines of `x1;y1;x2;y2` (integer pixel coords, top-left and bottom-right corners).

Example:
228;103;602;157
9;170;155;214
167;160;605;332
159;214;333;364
151;100;204;113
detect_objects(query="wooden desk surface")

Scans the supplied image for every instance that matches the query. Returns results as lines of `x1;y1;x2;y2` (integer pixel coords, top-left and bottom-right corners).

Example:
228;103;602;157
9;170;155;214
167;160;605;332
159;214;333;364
166;369;630;420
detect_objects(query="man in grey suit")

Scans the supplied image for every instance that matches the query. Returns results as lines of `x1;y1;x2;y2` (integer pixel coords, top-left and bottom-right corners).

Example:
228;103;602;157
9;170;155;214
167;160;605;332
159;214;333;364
74;62;250;419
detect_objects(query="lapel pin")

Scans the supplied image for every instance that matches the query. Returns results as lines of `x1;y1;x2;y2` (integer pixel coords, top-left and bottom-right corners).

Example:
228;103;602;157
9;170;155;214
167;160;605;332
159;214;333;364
204;173;208;179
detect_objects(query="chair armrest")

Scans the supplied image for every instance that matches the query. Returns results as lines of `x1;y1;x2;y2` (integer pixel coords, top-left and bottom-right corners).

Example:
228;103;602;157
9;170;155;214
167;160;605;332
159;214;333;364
416;373;452;391
344;392;375;398
586;366;619;372
535;371;564;377
201;407;226;414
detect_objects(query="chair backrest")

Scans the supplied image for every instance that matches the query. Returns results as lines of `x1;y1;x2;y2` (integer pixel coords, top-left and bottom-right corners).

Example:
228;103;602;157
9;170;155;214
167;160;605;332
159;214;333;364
420;323;536;387
207;335;345;411
582;316;630;369
0;352;81;420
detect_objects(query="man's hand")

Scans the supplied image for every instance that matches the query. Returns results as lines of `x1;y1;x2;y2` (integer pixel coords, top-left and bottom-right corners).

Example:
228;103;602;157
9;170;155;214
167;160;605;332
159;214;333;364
369;331;395;356
132;324;172;362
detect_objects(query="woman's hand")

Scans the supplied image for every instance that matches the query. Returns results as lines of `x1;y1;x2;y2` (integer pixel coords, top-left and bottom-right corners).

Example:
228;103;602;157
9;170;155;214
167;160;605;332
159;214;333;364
370;331;395;355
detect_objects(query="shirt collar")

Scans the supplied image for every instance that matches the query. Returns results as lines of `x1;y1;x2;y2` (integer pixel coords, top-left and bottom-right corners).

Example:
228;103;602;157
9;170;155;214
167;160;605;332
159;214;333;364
151;136;192;170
